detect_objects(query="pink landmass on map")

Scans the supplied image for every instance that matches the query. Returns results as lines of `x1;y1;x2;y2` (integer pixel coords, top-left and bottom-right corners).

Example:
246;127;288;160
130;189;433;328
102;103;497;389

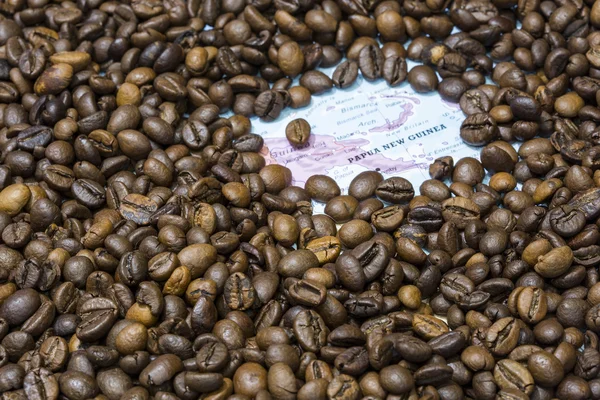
369;103;415;133
378;93;421;104
260;134;426;185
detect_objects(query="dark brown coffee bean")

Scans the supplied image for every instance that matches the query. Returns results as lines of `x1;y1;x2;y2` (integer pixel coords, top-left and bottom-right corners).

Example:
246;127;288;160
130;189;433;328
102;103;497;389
380;364;414;394
382;56;408;86
493;359;535;395
528;351;564;388
326;374;360;400
358;44;384;81
224;272;255;311
407;65;439;93
76;297;118;342
254;90;285;121
285;118;311;146
460;89;492;115
299;71;333;94
293;310;328;352
59;371;98;399
376;177;414;203
139;354;184;387
460;113;499;146
332;60;359;89
334;346;369;376
289;279;326;306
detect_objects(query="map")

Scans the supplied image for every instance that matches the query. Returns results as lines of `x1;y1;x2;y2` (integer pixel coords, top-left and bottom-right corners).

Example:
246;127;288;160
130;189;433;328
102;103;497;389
250;59;482;208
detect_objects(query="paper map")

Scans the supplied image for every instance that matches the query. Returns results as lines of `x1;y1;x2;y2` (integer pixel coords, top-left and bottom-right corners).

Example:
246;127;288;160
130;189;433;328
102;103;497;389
251;60;481;206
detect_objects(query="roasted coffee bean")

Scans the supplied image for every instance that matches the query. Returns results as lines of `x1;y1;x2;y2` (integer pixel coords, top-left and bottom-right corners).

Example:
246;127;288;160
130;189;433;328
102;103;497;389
119;194;158;225
429;331;466;358
285;118;311;146
76;297;118;342
358;44;384;81
376;177;414;203
442;197;480;229
383;56;408;86
460;89;492;115
407;65;439;93
58;371;98;399
293;310;328;352
224;272;255;311
527;351;564;387
336;253;366;292
289;279;326;306
534;246;573;278
460;113;498;146
493;359;535;395
334;346;369;376
380;365;414;394
326;374;361;400
71;179;106;209
254;90;285;121
139;354;183;387
299;71;333;94
306;175;341;202
516;287;547;324
332;61;359;89
485;317;520;356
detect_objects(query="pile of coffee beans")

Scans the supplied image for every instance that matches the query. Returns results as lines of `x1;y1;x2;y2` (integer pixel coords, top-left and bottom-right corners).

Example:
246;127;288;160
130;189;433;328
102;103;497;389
1;0;600;398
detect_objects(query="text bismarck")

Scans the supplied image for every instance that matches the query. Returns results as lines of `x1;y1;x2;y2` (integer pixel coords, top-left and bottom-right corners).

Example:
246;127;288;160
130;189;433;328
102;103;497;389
347;124;447;164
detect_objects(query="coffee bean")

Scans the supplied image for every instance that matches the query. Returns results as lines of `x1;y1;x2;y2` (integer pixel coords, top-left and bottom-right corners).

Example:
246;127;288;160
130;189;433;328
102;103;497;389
34;63;73;95
336;253;366;292
76;297;118;342
383;56;408;86
380;365;414;394
442;197;481;229
358;44;384;81
289;279;326;306
224;272;255;311
139;354;183;387
306;174;341;202
285;118;311;146
24;368;60;400
326;374;361;400
299;71;333;94
429;331;466;358
485;317;520;356
254;90;285;121
516;287;547;324
527;351;564;387
461;345;495;372
534;245;573;278
460;113;499;146
267;363;297;399
376;177;414;203
293;310;329;353
413;314;449;340
333;60;359;89
334;346;369;376
349;171;384;200
0;288;40;326
407;65;439;93
59;371;98;399
493;359;535;395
